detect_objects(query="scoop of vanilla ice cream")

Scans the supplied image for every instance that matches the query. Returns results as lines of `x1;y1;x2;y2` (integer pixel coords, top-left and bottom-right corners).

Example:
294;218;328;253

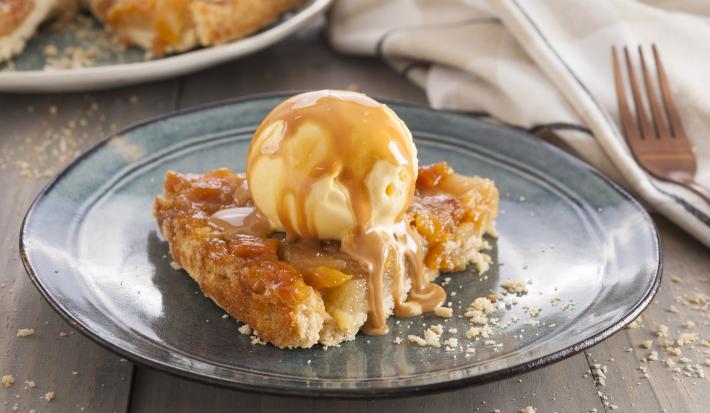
246;90;418;241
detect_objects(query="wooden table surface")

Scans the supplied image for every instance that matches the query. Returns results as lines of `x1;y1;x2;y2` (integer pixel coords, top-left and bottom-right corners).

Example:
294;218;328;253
1;20;708;413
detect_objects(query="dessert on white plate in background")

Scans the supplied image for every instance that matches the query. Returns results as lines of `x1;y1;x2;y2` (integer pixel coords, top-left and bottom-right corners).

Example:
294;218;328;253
0;0;304;61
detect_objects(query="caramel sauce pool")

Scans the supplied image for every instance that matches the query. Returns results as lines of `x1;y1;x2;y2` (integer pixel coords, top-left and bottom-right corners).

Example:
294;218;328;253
221;90;448;335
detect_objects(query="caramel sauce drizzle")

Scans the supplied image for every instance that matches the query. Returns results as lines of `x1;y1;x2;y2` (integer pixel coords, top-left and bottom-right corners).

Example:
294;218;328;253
226;90;448;335
209;207;272;238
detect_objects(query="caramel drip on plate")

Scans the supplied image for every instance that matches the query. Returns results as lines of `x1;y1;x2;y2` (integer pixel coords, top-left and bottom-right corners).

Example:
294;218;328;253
342;222;446;335
341;231;389;334
393;224;446;318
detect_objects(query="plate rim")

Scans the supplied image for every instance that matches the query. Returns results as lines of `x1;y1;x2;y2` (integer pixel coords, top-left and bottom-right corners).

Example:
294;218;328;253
0;0;333;93
19;92;662;398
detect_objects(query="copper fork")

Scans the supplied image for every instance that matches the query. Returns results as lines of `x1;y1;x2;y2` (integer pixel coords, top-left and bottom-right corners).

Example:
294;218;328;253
612;44;710;204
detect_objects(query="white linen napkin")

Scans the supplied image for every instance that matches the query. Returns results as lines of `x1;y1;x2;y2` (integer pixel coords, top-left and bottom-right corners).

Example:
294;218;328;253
328;0;710;248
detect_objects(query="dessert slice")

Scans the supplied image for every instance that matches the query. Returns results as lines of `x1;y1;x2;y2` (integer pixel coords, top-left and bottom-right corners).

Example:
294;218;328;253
85;0;303;56
154;163;497;348
1;0;304;62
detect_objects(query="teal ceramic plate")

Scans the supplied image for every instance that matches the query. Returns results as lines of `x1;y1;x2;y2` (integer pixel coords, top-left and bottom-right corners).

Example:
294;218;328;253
20;94;661;397
0;0;331;93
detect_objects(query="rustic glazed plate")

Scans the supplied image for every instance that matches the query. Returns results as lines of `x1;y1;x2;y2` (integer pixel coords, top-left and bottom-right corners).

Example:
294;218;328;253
0;0;331;92
20;94;661;397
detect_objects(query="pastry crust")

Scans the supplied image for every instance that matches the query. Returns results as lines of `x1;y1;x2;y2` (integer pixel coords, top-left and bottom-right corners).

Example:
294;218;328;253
189;0;303;46
0;0;76;61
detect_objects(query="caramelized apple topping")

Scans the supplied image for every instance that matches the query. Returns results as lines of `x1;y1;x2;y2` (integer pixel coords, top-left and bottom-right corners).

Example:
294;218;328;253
417;162;453;189
302;266;353;289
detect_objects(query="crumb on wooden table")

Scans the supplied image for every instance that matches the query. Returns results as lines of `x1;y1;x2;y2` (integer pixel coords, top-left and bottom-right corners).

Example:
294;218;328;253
16;328;34;337
2;374;15;388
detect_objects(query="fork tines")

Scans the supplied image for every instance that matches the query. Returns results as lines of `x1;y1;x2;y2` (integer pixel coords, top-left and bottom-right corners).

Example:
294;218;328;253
612;44;687;142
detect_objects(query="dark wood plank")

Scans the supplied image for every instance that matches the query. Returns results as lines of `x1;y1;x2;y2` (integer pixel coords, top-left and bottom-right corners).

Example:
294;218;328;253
0;81;180;413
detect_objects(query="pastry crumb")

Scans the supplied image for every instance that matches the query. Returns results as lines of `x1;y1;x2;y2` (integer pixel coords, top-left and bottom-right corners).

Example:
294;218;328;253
526;306;542;317
676;333;696;347
2;375;15;388
407;335;427;346
670;275;682;283
465;325;491;338
687;293;707;305
434;306;453;318
408;325;444;348
429;324;444;335
625;317;642;329
501;279;528;295
16;328;34;337
250;334;266;346
25;380;36;388
423;329;441;348
443;338;459;348
590;363;608;386
43;391;55;401
521;406;535;413
251;337;266;346
640;340;653;349
668;347;682;357
238;324;252;335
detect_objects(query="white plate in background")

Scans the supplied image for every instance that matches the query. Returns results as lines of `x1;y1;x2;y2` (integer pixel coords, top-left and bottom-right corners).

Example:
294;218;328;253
0;0;332;93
